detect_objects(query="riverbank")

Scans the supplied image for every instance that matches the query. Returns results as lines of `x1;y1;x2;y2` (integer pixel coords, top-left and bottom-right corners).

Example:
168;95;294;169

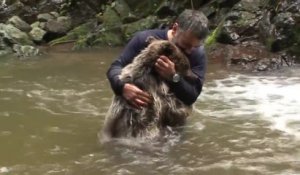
0;0;299;72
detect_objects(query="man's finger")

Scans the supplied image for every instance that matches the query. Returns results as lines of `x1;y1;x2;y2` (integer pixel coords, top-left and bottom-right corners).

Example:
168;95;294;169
135;98;148;107
159;55;172;64
137;94;152;104
156;58;168;68
137;92;152;103
127;100;140;109
155;61;167;71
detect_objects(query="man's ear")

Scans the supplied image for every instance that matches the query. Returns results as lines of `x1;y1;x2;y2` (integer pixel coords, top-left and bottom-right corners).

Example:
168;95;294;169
146;36;157;44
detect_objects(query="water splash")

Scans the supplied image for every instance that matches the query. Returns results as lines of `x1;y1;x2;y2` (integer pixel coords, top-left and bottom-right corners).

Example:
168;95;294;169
198;74;300;139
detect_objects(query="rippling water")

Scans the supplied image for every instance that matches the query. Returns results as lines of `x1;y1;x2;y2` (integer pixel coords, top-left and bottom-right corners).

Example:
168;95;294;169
0;49;300;175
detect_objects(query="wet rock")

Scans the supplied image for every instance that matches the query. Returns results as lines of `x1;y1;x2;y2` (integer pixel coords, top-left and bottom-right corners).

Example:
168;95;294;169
122;13;139;24
0;1;24;23
49;20;96;46
270;12;297;52
111;0;131;20
7;15;32;32
124;1;161;18
29;27;46;42
254;57;281;71
0;34;13;57
231;55;258;65
258;0;299;54
101;6;122;28
0;23;33;45
255;59;269;71
30;21;40;28
19;0;40;6
86;27;124;47
201;5;217;19
12;44;39;57
37;13;55;22
155;1;178;18
60;0;104;27
49;11;59;18
216;0;261;44
45;16;71;34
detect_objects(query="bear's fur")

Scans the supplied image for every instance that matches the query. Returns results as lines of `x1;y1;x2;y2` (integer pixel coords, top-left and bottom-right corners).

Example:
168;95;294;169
101;37;197;142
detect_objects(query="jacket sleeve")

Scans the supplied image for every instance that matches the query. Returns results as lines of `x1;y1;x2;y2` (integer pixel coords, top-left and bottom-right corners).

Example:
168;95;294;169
106;32;146;95
168;48;207;106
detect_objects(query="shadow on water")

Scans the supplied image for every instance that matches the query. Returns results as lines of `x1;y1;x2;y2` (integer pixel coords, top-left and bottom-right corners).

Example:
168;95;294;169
0;47;300;175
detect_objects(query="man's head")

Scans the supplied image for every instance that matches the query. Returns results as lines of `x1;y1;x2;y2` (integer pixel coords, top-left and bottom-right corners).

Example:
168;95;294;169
170;9;209;54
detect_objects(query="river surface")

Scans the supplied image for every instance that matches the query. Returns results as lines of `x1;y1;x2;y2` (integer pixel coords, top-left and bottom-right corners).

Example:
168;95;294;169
0;48;300;175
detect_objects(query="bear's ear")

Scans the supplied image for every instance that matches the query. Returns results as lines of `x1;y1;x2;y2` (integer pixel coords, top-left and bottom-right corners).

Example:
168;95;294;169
146;36;157;44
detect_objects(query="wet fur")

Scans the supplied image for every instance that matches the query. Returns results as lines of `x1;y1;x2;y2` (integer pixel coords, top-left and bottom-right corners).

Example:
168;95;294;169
101;37;197;142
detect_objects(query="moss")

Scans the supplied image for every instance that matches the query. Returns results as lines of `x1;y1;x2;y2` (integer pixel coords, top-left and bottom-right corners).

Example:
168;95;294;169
49;21;95;46
90;26;124;47
102;5;122;28
123;16;157;41
288;27;300;60
92;31;124;46
72;36;89;50
265;37;275;51
204;19;224;49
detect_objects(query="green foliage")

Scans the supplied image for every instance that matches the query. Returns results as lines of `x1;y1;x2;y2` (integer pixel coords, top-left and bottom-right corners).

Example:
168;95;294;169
204;19;224;49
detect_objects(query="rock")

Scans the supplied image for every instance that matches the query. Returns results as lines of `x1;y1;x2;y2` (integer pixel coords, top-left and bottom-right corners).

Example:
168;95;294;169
7;15;32;32
102;5;122;28
19;0;40;6
254;57;282;71
30;21;40;28
49;20;96;46
29;27;46;42
45;16;71;34
31;21;46;30
37;13;55;22
121;13;139;23
269;12;297;51
255;59;269;71
0;23;33;45
123;15;158;41
12;44;39;57
155;0;178;18
60;0;104;27
111;0;131;19
0;1;24;23
0;34;13;57
258;0;299;55
39;22;46;29
89;27;124;47
49;11;59;18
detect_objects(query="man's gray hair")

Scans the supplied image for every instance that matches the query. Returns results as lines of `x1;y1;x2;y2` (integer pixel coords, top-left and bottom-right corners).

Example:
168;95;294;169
176;9;209;40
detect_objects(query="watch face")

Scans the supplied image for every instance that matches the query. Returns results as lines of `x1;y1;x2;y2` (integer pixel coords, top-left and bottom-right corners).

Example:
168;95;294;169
173;73;180;83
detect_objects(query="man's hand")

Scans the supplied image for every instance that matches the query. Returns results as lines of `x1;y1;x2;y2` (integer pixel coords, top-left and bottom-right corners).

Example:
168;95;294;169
122;83;152;109
155;55;176;80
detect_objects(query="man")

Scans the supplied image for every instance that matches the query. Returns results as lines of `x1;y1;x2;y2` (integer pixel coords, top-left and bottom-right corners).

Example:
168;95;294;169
107;9;209;109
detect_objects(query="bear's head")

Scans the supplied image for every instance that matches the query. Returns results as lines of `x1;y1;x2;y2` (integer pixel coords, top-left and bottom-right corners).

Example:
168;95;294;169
146;36;198;81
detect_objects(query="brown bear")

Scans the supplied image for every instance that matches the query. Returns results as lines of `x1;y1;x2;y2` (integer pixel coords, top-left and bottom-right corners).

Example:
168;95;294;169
100;37;197;143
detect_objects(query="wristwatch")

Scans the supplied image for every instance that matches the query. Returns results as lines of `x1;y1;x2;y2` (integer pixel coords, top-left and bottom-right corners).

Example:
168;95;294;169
172;73;181;83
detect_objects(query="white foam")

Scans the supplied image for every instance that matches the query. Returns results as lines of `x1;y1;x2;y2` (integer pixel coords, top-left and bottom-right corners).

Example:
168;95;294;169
0;167;9;173
198;74;300;139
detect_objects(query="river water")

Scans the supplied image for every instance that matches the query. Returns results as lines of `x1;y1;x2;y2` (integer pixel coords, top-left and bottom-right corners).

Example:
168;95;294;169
0;48;300;175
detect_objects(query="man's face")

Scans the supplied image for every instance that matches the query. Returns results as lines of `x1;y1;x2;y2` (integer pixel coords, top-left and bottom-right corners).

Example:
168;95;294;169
172;30;202;55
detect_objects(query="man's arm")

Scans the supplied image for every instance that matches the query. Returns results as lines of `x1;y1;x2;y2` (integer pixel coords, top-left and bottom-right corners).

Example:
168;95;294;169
169;69;204;106
155;48;207;106
106;32;146;96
